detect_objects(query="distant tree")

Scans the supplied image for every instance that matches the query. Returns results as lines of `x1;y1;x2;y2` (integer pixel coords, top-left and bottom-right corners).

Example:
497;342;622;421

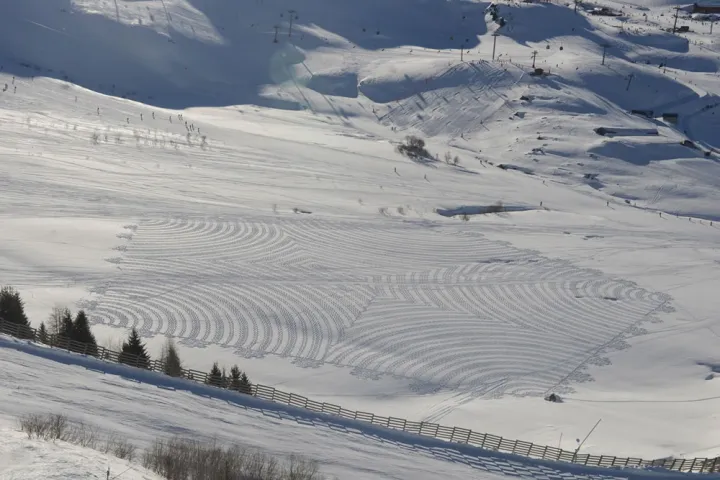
160;337;183;377
0;286;32;338
396;136;430;159
38;322;49;344
207;362;223;387
47;306;68;336
239;372;252;394
230;365;242;391
57;308;73;347
72;310;98;357
0;286;30;326
118;328;150;369
221;367;229;389
230;365;252;394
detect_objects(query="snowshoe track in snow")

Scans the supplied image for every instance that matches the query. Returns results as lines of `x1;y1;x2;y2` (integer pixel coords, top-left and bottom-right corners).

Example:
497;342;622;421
90;215;670;397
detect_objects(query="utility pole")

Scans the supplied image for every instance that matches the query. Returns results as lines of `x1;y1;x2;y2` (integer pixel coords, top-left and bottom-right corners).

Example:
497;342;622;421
672;6;680;33
531;50;538;68
273;25;280;43
601;43;610;65
626;73;635;91
287;9;297;37
492;32;500;61
711;18;716;34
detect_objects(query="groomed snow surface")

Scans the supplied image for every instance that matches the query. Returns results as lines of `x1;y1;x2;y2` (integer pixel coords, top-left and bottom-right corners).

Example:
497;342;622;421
1;0;720;477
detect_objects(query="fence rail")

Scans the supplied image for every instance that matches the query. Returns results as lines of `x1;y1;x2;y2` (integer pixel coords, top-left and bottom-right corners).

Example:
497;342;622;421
1;318;718;474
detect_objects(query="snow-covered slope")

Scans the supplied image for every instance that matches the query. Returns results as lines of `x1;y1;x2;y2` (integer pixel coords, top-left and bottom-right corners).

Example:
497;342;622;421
0;428;162;480
0;336;716;480
1;0;720;466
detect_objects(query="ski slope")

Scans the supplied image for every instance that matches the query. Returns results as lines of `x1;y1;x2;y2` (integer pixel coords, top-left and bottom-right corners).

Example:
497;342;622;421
1;0;720;466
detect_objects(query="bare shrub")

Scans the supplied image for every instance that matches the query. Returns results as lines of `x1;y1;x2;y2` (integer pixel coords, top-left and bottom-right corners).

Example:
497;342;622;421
106;435;137;461
19;413;68;441
396;136;430;159
143;437;326;480
18;415;323;479
64;421;101;449
19;414;135;459
286;455;322;480
19;414;50;439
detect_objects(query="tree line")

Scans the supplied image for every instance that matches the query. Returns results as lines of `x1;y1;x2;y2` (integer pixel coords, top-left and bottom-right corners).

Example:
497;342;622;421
0;286;252;393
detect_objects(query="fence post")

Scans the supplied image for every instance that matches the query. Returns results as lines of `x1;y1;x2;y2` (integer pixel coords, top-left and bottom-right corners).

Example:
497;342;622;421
511;440;519;454
466;429;472;444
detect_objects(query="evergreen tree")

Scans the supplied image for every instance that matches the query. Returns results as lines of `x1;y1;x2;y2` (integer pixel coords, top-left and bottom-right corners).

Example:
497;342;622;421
207;362;223;386
59;308;74;339
0;286;30;326
161;337;183;377
72;310;98;357
229;365;252;394
230;365;242;391
118;328;150;369
38;322;48;344
239;371;252;395
221;367;229;389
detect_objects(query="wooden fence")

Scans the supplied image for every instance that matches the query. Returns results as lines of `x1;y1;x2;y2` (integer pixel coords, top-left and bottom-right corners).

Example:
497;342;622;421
1;318;718;474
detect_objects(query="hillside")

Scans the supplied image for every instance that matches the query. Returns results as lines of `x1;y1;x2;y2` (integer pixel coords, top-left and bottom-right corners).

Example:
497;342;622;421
1;0;720;465
0;336;715;479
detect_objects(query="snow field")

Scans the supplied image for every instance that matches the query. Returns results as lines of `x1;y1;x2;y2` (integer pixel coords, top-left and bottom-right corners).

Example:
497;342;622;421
1;0;720;464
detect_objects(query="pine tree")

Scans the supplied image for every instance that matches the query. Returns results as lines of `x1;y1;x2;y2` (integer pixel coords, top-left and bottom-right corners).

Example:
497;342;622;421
207;362;223;387
118;328;150;369
161;337;183;377
72;310;98;357
230;365;242;391
59;309;74;339
0;286;30;326
221;367;229;389
229;365;252;394
38;322;48;344
239;371;252;395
